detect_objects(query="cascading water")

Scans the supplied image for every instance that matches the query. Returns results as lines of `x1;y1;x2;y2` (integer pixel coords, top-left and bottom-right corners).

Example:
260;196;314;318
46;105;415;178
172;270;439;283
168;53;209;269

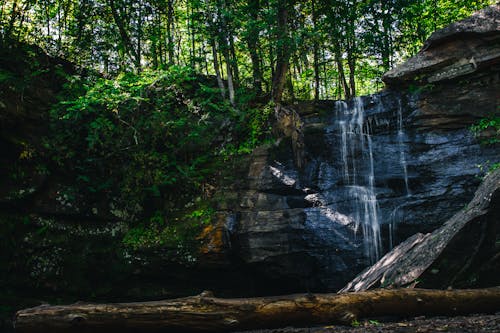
397;99;410;196
336;97;381;264
283;91;498;290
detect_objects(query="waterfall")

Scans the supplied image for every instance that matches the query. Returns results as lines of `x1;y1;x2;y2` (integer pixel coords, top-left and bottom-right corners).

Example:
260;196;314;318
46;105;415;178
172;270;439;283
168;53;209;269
336;97;381;264
397;98;410;196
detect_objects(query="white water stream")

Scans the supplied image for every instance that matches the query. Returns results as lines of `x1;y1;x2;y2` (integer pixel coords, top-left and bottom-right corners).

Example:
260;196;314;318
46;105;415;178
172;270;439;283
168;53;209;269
336;97;381;264
397;99;410;196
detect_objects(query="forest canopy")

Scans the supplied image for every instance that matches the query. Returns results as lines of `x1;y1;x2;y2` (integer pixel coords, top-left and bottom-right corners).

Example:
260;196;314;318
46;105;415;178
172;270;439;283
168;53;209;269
0;0;495;101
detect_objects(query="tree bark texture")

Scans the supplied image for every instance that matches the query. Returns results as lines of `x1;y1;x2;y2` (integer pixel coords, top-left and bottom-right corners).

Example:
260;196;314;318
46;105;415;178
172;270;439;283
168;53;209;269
15;288;500;333
272;0;292;104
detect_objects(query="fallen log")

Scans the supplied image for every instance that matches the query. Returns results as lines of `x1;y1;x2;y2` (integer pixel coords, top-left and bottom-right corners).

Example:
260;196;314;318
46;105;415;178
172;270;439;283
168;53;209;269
15;287;500;333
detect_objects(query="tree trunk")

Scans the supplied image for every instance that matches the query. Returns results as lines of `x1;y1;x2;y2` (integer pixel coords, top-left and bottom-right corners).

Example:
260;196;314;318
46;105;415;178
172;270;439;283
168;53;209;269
136;1;143;71
341;169;500;293
272;0;292;104
219;0;235;106
335;46;350;100
211;38;226;98
225;48;236;106
312;0;320;100
348;56;356;97
188;2;195;68
107;0;139;69
15;288;500;333
246;0;263;94
229;34;239;84
166;0;175;65
5;0;19;41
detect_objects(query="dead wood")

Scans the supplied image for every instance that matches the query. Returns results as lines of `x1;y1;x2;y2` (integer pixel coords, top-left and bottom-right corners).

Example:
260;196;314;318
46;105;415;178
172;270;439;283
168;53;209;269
15;287;500;333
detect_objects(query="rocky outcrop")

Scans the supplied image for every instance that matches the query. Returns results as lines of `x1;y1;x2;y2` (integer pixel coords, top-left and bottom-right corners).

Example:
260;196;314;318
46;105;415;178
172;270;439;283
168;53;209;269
384;4;500;130
383;4;500;86
341;168;500;292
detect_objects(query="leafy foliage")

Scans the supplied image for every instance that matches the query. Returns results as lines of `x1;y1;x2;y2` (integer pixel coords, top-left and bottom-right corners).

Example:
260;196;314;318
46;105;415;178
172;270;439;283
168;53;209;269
471;114;500;173
1;0;494;100
47;66;272;239
471;116;500;145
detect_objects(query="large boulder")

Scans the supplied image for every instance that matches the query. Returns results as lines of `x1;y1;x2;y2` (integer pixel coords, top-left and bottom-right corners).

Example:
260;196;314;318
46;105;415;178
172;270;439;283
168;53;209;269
383;4;500;86
341;168;500;292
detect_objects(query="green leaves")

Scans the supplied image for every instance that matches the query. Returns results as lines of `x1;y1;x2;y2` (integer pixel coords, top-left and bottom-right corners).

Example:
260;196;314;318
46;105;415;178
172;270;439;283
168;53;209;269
471;116;500;145
471;114;499;173
47;66;269;223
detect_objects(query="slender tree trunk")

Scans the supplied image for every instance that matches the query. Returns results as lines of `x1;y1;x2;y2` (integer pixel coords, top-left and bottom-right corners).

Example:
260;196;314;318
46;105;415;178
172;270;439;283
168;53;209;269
346;18;356;97
348;56;356;97
157;13;164;67
136;2;143;71
322;49;329;98
166;0;175;64
5;0;19;41
57;3;62;50
248;41;263;94
268;40;275;93
211;38;225;99
286;69;295;101
225;50;236;105
202;40;209;75
229;35;239;84
187;2;194;68
217;0;235;105
221;36;235;105
312;0;320;100
15;1;29;42
108;0;139;69
191;6;196;69
335;46;350;100
246;0;263;94
272;0;293;105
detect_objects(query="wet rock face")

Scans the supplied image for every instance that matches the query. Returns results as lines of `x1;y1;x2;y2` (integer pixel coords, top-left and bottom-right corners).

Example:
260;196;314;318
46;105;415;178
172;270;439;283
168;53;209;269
342;168;500;292
226;89;499;292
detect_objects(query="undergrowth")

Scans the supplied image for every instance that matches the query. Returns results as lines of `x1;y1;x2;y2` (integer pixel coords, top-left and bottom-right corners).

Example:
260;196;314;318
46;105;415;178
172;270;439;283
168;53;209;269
46;66;273;254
